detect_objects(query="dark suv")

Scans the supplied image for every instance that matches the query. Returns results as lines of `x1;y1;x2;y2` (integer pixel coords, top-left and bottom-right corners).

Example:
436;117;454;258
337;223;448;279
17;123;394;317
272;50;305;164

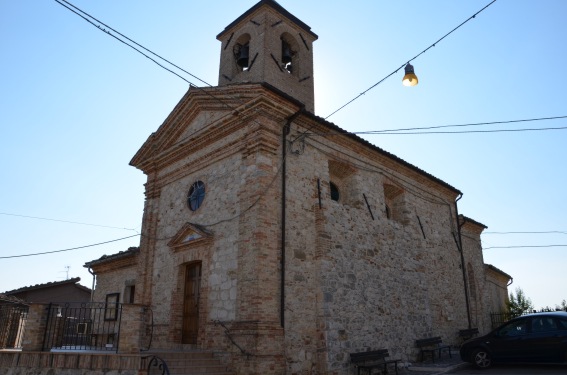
460;311;567;369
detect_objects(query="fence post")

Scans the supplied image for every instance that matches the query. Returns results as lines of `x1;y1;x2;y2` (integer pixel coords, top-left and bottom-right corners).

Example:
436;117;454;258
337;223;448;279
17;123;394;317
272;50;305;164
21;303;50;351
118;304;145;354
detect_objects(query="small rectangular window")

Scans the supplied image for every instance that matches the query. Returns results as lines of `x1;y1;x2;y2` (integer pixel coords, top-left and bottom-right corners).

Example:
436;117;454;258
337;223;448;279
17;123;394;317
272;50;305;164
124;285;135;304
104;293;119;321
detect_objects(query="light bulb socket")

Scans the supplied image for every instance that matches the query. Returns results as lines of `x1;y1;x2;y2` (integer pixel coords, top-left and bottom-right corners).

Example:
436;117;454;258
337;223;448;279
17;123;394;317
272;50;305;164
404;63;415;75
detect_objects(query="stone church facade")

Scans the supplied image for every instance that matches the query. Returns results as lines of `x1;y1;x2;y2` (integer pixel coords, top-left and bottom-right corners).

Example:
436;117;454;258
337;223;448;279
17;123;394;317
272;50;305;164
85;1;511;374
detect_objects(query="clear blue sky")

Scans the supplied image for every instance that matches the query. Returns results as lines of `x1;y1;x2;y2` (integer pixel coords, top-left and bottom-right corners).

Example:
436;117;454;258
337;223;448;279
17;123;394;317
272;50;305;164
1;1;565;309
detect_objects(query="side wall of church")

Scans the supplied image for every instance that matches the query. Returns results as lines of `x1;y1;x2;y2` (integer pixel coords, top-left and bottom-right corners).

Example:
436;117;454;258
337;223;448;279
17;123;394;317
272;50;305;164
282;125;474;373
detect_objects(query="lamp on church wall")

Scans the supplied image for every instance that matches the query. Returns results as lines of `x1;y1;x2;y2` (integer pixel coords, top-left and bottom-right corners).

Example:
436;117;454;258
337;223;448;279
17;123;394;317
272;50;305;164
402;63;418;86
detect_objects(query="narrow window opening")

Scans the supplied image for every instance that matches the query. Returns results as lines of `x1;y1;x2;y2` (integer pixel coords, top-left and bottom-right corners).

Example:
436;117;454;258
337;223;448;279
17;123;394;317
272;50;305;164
236;43;250;70
282;40;293;73
330;182;340;201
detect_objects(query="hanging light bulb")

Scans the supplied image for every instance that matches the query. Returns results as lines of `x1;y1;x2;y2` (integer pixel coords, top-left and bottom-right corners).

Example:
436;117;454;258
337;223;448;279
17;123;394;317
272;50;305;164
402;63;418;86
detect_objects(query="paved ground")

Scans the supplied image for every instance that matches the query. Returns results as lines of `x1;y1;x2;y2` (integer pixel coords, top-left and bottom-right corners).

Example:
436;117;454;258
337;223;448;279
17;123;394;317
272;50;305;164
394;350;466;375
448;363;567;374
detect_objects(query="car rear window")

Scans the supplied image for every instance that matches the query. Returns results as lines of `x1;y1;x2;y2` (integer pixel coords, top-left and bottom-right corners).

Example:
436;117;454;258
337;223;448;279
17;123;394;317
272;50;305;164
532;317;558;332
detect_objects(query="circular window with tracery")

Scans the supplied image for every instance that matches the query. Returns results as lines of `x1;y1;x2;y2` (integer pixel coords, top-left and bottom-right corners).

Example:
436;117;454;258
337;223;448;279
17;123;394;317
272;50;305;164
187;181;206;211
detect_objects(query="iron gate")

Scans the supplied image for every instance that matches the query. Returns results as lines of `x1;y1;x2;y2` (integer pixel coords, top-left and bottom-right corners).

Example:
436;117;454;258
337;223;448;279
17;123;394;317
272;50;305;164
43;302;122;352
0;304;28;349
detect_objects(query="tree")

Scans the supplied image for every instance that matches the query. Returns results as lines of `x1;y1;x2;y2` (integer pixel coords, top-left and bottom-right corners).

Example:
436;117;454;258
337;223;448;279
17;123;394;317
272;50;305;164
507;287;534;317
556;299;567;311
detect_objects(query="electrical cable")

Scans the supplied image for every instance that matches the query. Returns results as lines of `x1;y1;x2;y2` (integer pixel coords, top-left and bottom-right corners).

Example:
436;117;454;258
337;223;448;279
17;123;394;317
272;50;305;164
306;116;567;136
54;0;254;117
354;126;567;135
483;231;567;235
0;234;140;259
0;212;139;231
58;0;213;87
484;244;567;250
324;0;497;120
352;115;567;134
54;0;195;86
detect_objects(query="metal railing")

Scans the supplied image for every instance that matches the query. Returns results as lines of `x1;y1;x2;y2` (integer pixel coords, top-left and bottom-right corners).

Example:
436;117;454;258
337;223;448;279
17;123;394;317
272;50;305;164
145;355;170;375
42;302;122;352
0;305;28;349
490;307;567;329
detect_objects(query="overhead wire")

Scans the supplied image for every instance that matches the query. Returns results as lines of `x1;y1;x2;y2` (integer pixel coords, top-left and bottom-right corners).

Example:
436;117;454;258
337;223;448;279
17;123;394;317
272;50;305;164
53;0;195;87
59;0;213;86
484;244;567;250
0;234;140;259
306;116;567;137
54;0;259;120
301;115;567;138
483;231;567;235
0;212;139;231
353;126;567;135
352;115;567;134
324;0;497;120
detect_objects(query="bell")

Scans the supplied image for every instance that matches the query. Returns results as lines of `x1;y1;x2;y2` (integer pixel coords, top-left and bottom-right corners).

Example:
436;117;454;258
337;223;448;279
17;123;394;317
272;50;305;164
282;42;293;64
402;63;418;86
237;44;249;68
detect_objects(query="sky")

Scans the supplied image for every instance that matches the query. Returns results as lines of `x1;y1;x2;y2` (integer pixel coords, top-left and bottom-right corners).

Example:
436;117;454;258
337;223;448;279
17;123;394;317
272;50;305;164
1;1;565;309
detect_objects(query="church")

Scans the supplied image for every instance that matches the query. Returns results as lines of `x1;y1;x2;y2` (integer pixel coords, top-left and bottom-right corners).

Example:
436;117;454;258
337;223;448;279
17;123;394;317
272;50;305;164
84;1;511;373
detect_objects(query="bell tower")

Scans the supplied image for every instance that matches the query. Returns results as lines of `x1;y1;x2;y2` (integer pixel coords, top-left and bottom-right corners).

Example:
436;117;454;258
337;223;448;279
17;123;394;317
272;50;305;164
216;0;318;112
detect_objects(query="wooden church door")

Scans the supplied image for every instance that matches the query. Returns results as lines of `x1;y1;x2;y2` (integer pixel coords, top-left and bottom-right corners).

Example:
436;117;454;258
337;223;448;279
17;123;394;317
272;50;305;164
182;262;201;344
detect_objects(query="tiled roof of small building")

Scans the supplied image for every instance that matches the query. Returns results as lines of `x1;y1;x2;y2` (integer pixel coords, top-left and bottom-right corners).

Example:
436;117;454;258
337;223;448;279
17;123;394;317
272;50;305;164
0;293;27;305
3;277;90;295
83;246;140;268
459;214;488;229
485;264;513;281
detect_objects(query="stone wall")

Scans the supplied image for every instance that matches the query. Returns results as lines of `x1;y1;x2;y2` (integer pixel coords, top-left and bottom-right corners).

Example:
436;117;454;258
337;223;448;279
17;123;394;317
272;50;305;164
281;129;470;373
0;352;141;375
92;263;138;304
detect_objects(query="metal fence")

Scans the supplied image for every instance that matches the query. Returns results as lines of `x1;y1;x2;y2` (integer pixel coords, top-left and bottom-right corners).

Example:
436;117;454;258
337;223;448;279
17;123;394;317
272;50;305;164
0;304;28;349
43;302;122;352
490;308;567;329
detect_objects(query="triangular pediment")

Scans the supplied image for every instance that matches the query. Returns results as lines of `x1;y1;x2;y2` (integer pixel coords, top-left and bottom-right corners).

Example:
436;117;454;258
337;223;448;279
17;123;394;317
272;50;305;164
129;85;266;173
167;222;213;250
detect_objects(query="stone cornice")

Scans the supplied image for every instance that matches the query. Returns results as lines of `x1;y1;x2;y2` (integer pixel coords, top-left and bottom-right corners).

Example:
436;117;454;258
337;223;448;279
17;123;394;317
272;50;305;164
131;85;296;175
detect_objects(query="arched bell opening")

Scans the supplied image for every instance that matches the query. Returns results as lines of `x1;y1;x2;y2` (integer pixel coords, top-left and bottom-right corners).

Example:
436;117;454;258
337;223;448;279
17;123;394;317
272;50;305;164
280;33;299;75
233;33;251;71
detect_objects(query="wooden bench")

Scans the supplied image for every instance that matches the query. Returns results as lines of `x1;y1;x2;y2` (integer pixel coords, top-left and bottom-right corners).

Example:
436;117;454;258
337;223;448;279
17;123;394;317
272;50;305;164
350;349;401;375
415;337;451;362
458;328;479;341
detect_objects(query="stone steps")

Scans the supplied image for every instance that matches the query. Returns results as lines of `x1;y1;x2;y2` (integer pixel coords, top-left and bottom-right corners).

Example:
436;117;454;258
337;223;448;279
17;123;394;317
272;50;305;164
144;350;234;375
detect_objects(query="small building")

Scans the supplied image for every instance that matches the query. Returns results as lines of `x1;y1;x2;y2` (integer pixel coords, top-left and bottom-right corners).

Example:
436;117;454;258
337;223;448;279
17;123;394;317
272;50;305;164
484;264;513;315
3;278;91;305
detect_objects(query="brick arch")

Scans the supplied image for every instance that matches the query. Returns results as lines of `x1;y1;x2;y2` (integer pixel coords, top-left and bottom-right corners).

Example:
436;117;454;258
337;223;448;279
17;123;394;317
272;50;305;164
280;32;301;76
